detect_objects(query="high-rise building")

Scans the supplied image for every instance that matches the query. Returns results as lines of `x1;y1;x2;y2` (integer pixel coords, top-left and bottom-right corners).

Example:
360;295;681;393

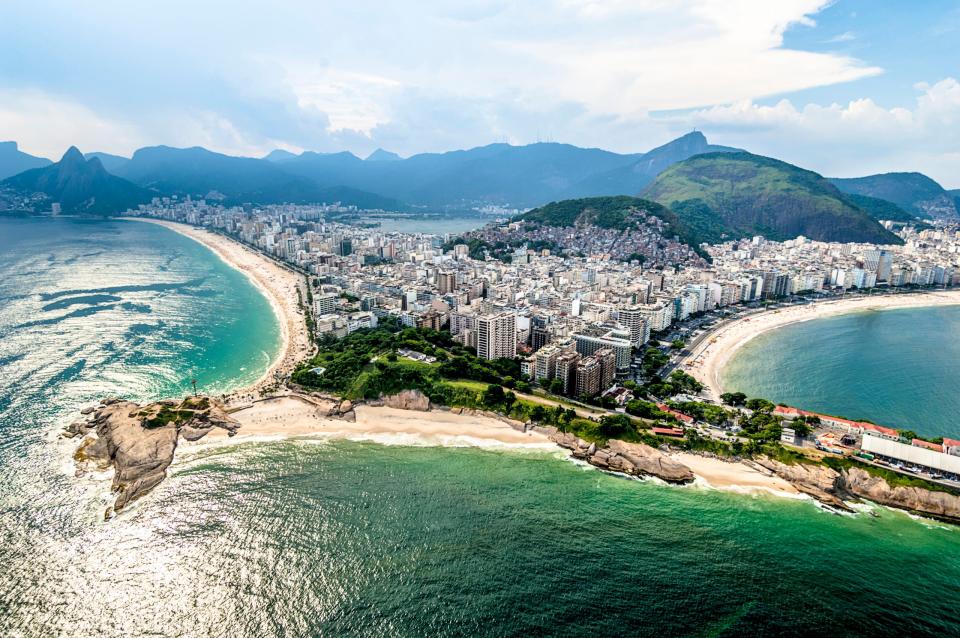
573;328;632;376
864;249;893;282
476;312;517;361
533;343;562;381
530;326;551;352
575;356;602;398
594;347;616;392
313;293;338;316
617;306;650;347
555;352;581;395
437;271;457;295
339;238;353;256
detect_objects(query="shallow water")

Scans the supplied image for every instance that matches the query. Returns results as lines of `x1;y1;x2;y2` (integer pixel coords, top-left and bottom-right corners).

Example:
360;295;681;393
723;305;960;437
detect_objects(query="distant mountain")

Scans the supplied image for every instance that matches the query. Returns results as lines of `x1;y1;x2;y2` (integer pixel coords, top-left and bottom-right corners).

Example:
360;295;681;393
0;141;51;180
366;148;401;162
115;146;403;209
1;146;152;214
274;132;743;208
85;151;130;173
642;152;903;245
263;149;299;163
830;172;958;220
841;193;916;223
569;132;739;197
950;189;960;213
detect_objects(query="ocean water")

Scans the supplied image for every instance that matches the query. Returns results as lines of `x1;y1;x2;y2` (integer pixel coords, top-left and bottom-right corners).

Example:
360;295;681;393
722;306;960;438
2;217;959;637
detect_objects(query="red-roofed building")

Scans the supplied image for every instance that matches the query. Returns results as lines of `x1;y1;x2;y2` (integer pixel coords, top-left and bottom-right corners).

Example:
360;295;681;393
862;423;900;441
656;403;695;424
944;438;960;457
652;426;685;437
912;439;944;453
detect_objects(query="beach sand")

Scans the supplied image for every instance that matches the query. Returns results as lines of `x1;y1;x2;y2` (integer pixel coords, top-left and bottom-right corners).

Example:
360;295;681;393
684;290;960;400
202;397;555;448
128;218;313;400
671;452;801;496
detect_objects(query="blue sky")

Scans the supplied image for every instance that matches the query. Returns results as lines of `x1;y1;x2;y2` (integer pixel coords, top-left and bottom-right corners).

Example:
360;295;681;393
1;0;957;186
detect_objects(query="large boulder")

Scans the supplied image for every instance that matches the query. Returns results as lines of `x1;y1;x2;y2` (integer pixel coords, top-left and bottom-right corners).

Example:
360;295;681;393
381;389;431;411
606;440;695;483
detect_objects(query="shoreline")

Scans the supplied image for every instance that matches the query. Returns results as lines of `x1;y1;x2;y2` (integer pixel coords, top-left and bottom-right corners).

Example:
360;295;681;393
682;290;960;400
199;396;803;497
199;397;557;448
125;218;313;400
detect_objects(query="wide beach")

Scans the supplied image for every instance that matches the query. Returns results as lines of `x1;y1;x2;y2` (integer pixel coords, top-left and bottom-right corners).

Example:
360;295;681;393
683;290;960;401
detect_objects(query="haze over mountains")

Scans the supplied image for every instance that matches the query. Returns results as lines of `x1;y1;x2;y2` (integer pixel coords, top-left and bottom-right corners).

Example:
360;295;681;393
2;147;152;214
0;132;954;248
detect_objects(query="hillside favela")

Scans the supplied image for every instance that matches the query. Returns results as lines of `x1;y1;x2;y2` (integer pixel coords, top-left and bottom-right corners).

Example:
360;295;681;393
2;2;960;637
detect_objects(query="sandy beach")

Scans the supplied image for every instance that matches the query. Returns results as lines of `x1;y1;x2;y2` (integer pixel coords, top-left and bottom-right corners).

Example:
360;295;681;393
671;452;801;497
128;218;313;399
683;290;960;400
202;396;556;448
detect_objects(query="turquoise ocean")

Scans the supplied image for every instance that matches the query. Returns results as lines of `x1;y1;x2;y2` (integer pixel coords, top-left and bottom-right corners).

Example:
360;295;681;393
723;306;960;438
1;217;959;637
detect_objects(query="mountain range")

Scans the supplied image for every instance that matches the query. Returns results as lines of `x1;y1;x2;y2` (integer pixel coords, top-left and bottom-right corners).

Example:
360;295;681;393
2;147;153;214
0;134;952;247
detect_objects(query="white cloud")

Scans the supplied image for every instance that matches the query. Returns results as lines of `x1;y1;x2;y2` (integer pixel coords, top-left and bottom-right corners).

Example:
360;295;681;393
0;90;145;160
682;78;960;186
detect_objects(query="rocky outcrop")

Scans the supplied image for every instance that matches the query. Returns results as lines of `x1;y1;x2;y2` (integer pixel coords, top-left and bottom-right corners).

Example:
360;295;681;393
752;457;960;522
381;389;431;411
69;396;240;516
548;429;694;484
840;468;960;523
750;456;851;511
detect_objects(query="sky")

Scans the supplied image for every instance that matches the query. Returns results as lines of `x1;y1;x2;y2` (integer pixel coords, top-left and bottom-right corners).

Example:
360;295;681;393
0;0;958;187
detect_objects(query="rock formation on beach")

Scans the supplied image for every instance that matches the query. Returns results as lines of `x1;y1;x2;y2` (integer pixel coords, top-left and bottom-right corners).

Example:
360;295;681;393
546;428;695;484
753;456;960;522
68;396;239;516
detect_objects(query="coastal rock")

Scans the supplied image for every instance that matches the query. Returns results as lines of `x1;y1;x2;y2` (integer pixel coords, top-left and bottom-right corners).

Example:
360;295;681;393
381;389;431;411
72;396;240;513
606;440;696;484
751;457;851;511
80;407;95;415
338;400;353;414
840;468;960;523
547;429;694;484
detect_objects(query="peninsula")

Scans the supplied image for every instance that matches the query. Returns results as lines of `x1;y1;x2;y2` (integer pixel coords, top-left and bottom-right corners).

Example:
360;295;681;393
65;209;960;525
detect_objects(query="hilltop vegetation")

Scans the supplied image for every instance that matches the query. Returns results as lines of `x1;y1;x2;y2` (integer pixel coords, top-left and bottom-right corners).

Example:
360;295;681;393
642;152;903;245
831;172;958;219
842;193;917;223
517;195;707;254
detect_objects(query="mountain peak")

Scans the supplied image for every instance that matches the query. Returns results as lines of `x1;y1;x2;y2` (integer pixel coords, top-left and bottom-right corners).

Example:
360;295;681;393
366;148;401;162
60;146;85;164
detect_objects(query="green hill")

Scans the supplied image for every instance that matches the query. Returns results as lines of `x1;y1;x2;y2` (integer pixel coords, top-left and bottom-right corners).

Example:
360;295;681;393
841;193;916;223
830;172;958;220
517;195;705;251
641;152;903;245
